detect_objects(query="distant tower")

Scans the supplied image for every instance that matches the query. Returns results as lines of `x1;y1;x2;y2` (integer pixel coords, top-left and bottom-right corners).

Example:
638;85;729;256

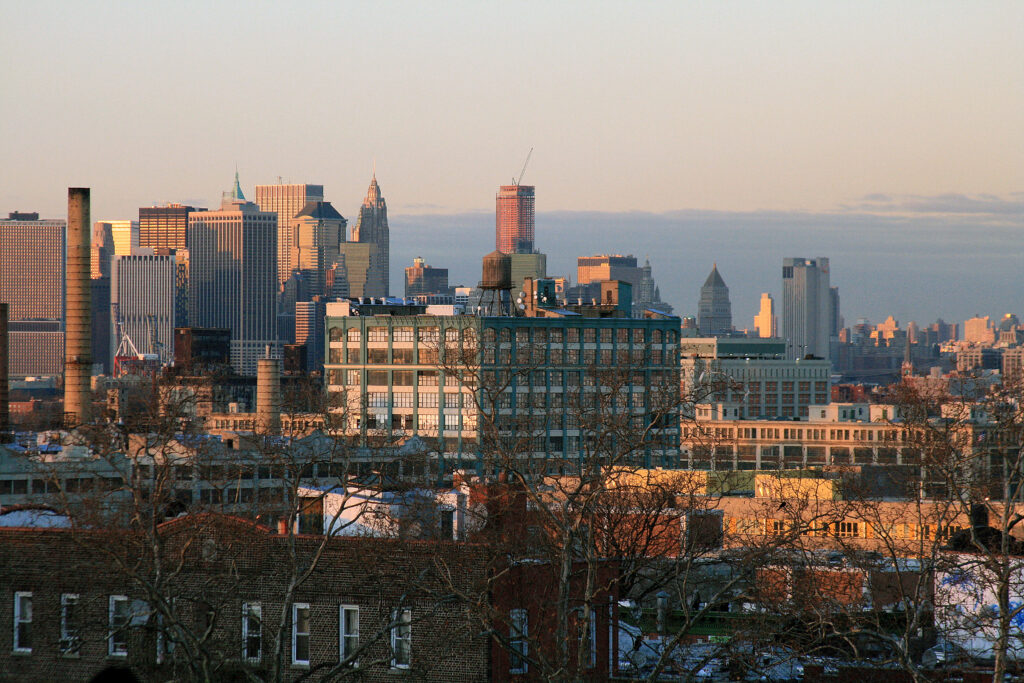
1;210;65;376
291;201;346;298
405;257;449;298
352;173;390;297
188;173;278;375
782;257;832;360
112;252;176;364
139;203;205;250
902;326;914;378
634;258;673;316
754;293;777;338
254;182;325;286
496;184;535;254
697;264;732;336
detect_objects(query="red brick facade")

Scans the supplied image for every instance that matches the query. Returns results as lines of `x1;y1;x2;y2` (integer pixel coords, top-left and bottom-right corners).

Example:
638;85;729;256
0;517;492;682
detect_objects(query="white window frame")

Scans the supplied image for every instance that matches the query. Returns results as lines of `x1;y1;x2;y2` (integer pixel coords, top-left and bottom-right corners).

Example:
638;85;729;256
155;597;177;665
292;602;310;666
509;608;528;674
13;591;32;654
575;606;597;670
108;595;130;657
242;602;262;664
390;607;412;669
60;593;80;657
339;604;359;666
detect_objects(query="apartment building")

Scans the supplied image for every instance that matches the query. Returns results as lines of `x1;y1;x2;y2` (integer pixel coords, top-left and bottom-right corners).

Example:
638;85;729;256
680;337;831;420
324;298;682;472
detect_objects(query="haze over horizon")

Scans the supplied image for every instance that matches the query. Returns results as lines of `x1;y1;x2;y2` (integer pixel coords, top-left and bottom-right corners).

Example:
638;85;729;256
2;1;1020;329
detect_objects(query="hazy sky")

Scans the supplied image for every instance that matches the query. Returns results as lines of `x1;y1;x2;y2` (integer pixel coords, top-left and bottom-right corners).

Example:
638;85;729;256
2;2;1021;324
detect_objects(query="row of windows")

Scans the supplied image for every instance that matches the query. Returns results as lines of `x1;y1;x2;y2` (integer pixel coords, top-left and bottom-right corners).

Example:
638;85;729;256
12;592;128;658
330;325;680;345
10;593;410;671
685;425;907;444
733;519;966;541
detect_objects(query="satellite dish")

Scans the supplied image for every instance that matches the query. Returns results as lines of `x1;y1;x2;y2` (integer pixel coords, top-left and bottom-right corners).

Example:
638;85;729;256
518;291;525;299
518;303;526;310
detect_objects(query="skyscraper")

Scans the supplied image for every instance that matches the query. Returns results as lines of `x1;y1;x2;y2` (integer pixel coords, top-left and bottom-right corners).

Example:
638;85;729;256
139;203;205;250
782;257;833;360
0;211;65;376
697;264;732;336
405;257;449;298
292;200;346;298
635;258;673;316
351;174;390;297
495;184;535;254
91;221;115;279
95;220;138;256
754;293;777;338
254;183;324;286
188;179;278;375
576;254;641;287
112;251;176;365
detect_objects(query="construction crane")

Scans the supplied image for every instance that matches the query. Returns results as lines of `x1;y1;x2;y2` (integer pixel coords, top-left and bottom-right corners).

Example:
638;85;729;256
111;304;160;376
514;147;533;186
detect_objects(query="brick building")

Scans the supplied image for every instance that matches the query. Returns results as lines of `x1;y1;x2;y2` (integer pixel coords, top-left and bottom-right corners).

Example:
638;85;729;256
0;515;491;682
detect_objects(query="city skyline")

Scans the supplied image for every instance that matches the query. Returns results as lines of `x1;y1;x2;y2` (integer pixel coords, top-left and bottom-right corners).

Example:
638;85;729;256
4;187;1022;331
1;2;1021;329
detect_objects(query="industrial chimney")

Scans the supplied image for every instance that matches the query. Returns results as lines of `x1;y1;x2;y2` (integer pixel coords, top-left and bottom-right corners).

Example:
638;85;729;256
256;347;281;434
64;188;92;427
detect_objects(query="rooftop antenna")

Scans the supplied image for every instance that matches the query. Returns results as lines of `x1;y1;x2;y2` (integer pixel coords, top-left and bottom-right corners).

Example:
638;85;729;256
515;147;533;186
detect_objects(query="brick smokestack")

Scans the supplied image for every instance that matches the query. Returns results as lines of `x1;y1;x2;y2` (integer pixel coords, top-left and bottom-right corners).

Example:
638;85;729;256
64;188;92;427
256;349;281;434
0;302;8;437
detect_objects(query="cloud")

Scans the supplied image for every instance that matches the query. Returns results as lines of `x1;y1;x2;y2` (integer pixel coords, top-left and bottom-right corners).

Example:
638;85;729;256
844;192;1024;217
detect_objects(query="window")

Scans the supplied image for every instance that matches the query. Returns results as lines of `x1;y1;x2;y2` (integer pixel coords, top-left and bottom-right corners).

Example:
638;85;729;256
109;595;130;657
418;392;438;408
346;327;361;342
837;522;860;538
242;602;261;663
60;593;80;656
391;608;412;668
574;607;597;669
393;327;413;342
510;608;528;674
368;327;387;342
292;603;311;666
340;605;359;665
13;591;31;653
444;392;461;409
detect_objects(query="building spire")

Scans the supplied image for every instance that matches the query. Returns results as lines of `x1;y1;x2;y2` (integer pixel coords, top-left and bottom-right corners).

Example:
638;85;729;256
232;167;246;201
